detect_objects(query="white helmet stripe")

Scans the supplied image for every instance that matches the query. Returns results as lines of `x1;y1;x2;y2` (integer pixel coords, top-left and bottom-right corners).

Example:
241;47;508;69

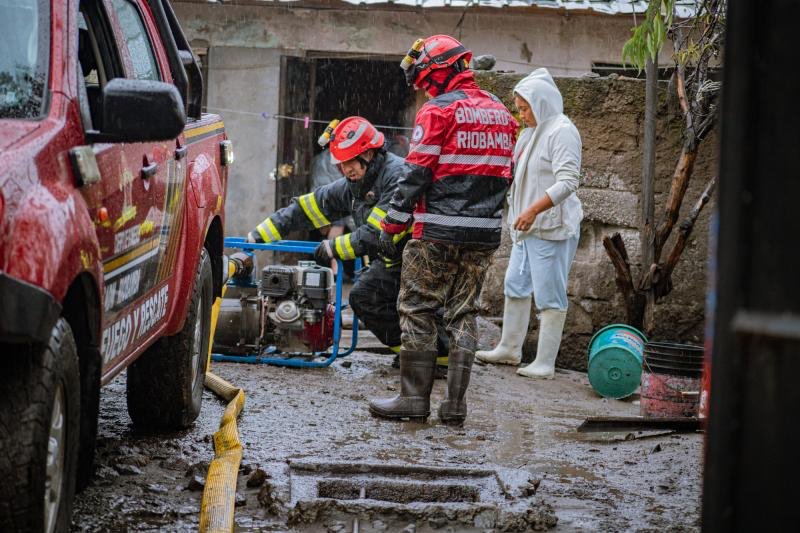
338;122;369;149
370;131;382;145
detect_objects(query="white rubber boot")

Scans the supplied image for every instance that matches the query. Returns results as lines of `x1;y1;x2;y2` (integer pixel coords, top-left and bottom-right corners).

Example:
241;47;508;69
517;309;567;379
476;296;532;365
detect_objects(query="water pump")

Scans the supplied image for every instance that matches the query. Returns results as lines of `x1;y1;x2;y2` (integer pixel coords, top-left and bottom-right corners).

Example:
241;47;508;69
212;255;336;355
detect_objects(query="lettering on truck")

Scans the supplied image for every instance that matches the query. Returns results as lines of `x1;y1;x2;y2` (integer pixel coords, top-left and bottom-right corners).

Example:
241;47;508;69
114;224;141;254
101;285;170;364
103;268;142;312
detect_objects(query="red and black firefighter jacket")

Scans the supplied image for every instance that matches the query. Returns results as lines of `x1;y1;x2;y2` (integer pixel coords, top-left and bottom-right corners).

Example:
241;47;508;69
248;150;410;264
382;73;519;247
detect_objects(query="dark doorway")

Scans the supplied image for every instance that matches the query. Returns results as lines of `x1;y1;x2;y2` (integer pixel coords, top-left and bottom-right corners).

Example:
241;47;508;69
275;55;416;222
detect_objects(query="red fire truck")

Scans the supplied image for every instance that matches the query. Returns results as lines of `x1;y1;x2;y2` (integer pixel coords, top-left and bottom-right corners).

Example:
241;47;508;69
0;0;231;530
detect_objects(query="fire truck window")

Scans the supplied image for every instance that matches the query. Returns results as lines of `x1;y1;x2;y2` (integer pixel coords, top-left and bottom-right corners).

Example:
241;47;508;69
110;0;160;81
77;7;108;129
77;14;100;85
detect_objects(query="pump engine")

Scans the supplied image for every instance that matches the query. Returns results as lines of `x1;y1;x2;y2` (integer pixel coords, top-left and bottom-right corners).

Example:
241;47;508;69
213;255;335;355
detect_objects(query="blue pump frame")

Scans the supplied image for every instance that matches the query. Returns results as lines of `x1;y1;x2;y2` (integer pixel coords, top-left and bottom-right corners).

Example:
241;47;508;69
210;237;359;368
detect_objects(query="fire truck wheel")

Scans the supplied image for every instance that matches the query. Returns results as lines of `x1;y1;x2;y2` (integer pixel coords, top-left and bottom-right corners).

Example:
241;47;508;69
127;247;212;430
0;318;81;533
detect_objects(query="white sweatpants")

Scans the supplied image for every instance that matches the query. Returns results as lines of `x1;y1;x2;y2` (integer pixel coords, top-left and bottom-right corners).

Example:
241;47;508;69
503;234;579;311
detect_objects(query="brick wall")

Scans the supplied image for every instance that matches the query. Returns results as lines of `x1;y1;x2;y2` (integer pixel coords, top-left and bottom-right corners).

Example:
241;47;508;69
474;72;718;370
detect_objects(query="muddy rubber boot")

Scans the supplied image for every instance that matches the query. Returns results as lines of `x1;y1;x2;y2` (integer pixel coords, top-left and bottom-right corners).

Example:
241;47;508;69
437;349;475;427
476;296;532;365
369;350;436;421
517;309;567;379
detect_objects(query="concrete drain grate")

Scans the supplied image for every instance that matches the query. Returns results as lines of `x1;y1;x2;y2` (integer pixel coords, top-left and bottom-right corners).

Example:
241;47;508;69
317;478;480;503
274;460;558;531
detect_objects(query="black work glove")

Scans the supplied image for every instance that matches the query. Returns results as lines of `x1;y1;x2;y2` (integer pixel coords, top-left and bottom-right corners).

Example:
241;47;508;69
246;231;259;243
379;230;399;259
314;240;334;265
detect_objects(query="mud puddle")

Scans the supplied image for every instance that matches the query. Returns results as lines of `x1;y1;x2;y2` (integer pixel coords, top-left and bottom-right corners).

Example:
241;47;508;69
72;337;701;532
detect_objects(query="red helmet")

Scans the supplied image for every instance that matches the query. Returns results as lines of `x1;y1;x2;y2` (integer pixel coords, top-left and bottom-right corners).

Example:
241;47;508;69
400;35;472;89
327;116;385;164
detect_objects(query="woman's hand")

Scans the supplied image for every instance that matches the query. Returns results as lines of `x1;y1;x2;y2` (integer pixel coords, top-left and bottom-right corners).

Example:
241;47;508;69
513;194;554;231
513;205;539;231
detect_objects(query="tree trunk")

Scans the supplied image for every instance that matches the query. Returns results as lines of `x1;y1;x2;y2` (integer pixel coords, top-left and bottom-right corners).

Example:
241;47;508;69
653;178;717;299
641;56;659;334
654;142;698;262
603;233;646;330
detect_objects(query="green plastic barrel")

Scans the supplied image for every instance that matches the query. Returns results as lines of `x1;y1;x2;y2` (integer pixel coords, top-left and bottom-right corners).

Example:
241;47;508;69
587;324;648;399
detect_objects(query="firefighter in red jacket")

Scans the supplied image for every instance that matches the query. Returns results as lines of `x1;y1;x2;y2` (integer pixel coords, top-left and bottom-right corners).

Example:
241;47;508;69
368;36;519;426
246;117;450;369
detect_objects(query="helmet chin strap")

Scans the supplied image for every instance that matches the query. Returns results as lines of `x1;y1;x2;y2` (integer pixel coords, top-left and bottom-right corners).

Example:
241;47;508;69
346;148;384;198
422;64;464;95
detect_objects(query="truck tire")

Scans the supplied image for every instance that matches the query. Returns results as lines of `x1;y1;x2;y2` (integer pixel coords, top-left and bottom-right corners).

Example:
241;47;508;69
127;247;212;429
0;318;81;533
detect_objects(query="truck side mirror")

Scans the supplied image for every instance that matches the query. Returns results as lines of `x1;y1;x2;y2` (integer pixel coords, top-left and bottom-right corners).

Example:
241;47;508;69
92;78;186;143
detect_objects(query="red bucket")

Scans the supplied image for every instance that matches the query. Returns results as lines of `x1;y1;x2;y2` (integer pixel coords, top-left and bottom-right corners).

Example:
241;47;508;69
640;342;703;418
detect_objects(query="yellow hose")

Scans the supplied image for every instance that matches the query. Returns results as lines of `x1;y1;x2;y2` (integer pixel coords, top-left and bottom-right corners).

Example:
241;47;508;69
200;260;245;533
199;372;244;533
206;261;236;370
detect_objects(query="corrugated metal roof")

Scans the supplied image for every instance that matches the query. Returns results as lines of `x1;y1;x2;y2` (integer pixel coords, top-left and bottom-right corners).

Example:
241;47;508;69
287;0;699;17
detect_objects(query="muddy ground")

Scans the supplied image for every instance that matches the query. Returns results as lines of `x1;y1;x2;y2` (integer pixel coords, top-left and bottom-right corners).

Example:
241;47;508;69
72;327;702;532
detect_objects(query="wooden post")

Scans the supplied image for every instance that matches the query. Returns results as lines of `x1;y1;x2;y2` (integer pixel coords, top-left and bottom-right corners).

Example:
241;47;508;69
641;56;658;334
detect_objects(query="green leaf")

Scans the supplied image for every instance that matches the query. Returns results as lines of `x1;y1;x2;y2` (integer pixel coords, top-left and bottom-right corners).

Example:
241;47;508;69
655;15;665;49
620;0;676;70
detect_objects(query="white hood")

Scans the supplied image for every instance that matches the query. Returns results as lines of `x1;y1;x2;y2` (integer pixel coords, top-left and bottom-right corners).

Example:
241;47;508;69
508;68;583;242
513;68;563;126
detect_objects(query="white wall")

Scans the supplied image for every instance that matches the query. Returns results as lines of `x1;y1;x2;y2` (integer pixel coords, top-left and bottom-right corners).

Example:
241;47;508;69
176;1;670;236
176;2;671;75
205;47;281;237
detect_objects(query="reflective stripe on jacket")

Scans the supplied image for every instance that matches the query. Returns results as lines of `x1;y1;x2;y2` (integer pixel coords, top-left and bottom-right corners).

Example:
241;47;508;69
251;151;409;261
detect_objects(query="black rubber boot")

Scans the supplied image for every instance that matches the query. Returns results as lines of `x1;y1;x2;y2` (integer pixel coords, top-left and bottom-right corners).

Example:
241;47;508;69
437;349;475;427
369;350;436;422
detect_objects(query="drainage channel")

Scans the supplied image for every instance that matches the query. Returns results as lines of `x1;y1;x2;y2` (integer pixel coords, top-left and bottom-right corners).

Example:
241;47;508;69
256;460;557;531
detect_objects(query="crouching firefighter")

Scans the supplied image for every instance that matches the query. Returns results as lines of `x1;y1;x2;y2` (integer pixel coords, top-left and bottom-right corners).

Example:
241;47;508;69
368;36;518;426
246;116;450;367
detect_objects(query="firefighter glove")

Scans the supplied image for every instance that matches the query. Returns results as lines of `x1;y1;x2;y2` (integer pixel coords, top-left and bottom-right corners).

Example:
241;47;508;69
314;240;334;265
246;231;258;243
379;230;400;259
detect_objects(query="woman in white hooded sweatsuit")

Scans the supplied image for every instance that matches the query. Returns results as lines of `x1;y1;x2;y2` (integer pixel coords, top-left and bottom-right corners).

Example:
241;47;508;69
476;68;583;379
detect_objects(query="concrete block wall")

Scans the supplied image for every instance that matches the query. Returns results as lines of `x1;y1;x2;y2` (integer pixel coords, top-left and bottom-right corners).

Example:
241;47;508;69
475;72;718;370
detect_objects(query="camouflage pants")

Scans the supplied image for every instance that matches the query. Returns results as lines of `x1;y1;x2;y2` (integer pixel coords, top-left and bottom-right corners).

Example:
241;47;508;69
398;239;495;354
